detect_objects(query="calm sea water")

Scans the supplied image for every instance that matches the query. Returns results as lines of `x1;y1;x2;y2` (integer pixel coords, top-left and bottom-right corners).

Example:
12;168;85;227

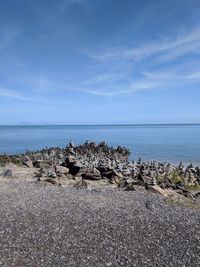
0;124;200;165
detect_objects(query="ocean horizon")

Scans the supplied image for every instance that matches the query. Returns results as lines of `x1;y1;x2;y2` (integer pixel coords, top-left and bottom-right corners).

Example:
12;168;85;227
1;123;200;165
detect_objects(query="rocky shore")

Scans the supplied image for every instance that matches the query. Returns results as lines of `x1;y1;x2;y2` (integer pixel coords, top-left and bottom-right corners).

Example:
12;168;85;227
1;141;200;199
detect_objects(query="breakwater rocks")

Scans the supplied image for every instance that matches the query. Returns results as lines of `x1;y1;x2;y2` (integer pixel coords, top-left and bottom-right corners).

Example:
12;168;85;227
1;141;200;198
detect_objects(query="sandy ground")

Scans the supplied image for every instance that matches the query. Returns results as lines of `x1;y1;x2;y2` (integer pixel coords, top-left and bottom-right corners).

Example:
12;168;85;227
0;171;200;267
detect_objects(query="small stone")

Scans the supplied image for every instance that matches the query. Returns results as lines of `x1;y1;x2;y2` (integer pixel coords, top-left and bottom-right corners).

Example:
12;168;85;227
145;200;155;211
73;179;87;189
2;169;12;177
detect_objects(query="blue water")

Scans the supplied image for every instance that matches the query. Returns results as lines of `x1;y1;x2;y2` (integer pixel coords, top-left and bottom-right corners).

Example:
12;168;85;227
0;124;200;165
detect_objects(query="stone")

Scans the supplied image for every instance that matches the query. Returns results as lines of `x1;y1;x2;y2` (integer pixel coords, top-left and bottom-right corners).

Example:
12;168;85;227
56;166;69;176
2;169;12;177
69;164;81;176
147;185;169;197
47;171;57;178
22;156;33;168
65;156;76;166
66;174;74;180
150;177;157;186
82;172;101;180
112;169;123;179
124;184;136;191
73;178;87;189
44;178;58;185
145;200;155;211
69;141;75;148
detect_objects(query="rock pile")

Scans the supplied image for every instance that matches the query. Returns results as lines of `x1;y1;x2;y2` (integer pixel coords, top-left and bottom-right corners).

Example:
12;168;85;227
1;141;200;198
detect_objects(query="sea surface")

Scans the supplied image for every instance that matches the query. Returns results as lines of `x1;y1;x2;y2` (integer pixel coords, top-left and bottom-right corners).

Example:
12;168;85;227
0;124;200;165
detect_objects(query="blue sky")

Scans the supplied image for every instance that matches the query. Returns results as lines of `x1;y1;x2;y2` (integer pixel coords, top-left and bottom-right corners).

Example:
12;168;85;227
0;0;200;124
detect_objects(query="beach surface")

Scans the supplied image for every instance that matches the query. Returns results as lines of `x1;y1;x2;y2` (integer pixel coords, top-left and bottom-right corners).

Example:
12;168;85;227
0;178;200;267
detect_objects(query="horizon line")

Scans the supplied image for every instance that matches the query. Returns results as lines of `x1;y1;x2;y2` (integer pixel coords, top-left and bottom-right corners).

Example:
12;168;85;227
1;123;200;127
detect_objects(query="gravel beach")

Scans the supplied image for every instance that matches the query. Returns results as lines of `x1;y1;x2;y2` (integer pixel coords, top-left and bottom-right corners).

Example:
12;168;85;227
0;179;200;267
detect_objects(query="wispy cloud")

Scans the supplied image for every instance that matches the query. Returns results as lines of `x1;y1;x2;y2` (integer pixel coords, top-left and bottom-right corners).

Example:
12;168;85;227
0;87;71;105
81;80;158;96
83;26;200;97
90;27;200;63
0;88;30;101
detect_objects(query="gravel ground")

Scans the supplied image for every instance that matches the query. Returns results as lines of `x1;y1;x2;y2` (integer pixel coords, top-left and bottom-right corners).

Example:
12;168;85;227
0;180;200;267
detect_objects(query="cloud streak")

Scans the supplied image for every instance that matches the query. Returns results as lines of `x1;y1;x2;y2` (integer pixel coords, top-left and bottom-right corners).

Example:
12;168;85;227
90;27;200;63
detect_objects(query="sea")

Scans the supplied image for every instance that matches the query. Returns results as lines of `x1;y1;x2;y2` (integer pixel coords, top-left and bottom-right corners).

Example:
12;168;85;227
0;124;200;165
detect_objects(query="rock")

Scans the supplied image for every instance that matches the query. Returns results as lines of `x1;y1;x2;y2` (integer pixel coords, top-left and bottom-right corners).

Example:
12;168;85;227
69;164;81;176
150;176;157;186
69;141;75;148
145;200;155;211
65;156;76;167
22;156;33;168
124;184;136;191
147;185;168;197
3;141;200;197
48;171;57;178
55;166;69;176
2;169;12;177
194;192;200;198
98;141;107;147
44;178;59;185
73;178;87;189
112;169;123;179
66;174;74;180
82;172;101;180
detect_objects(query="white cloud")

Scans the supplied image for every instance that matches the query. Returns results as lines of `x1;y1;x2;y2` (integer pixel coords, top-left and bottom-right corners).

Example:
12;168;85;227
0;87;71;105
81;80;158;96
0;88;30;101
90;27;200;63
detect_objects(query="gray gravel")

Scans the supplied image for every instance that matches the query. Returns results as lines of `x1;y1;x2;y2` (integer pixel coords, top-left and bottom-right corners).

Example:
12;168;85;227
0;180;200;267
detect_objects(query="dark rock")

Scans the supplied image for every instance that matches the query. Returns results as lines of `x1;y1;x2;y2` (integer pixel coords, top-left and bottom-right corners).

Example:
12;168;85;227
82;172;101;180
69;164;81;176
145;200;155;211
2;169;12;177
44;178;59;185
124;184;136;191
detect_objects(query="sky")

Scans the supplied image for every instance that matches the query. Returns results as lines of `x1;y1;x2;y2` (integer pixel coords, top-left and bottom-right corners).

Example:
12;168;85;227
0;0;200;124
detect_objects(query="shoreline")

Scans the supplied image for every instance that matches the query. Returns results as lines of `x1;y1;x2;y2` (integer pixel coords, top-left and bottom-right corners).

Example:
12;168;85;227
1;141;200;199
